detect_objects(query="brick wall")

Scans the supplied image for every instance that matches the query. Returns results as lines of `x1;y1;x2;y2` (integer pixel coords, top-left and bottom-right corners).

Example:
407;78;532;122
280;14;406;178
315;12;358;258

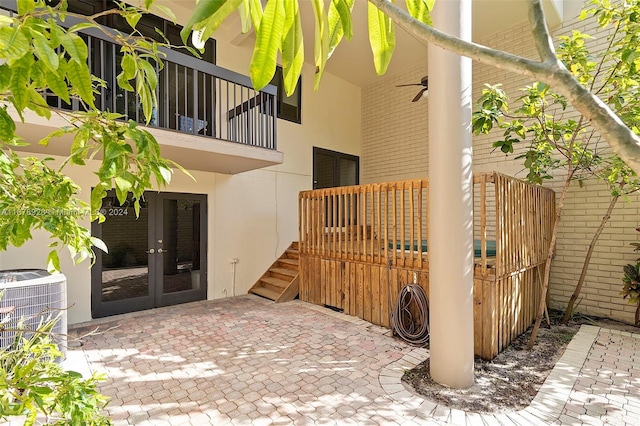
362;13;640;324
362;65;429;183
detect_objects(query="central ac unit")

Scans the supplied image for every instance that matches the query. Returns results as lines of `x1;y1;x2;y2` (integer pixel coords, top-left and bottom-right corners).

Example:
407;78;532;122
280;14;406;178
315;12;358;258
0;270;67;355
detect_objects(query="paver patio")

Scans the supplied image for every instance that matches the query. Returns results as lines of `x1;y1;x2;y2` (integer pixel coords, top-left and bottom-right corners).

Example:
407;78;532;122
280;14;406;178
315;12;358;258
60;295;639;425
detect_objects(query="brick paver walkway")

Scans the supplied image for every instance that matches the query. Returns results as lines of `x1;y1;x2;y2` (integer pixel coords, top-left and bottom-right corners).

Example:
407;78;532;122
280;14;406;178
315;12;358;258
561;329;640;425
54;296;640;425
72;297;424;425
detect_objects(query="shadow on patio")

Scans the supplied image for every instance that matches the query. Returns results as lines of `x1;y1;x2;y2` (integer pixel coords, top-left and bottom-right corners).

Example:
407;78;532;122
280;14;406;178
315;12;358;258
70;296;428;425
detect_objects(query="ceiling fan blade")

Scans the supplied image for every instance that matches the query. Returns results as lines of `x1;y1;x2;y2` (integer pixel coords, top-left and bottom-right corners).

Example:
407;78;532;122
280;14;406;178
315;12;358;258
412;88;427;102
396;83;423;87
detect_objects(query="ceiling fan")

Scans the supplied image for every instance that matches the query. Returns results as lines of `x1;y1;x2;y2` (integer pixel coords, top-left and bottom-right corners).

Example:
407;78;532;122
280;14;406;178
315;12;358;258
396;76;428;102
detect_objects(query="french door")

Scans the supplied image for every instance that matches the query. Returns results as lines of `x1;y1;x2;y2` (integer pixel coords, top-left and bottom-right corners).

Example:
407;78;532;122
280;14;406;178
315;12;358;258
91;191;207;318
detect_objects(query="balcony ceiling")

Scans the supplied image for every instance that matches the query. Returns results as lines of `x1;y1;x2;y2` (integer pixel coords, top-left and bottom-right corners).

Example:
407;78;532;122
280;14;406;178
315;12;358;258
155;0;564;88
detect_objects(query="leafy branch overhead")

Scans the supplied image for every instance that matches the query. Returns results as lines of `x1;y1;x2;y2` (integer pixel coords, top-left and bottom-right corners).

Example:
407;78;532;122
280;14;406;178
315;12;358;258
184;0;640;177
0;0;186;271
181;0;434;95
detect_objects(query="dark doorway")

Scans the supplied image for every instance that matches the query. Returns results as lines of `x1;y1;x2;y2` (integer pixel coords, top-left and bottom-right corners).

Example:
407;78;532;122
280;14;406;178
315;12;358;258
91;192;207;318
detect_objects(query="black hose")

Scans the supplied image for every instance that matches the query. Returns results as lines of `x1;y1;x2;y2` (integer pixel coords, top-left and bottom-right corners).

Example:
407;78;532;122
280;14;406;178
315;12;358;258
390;284;430;346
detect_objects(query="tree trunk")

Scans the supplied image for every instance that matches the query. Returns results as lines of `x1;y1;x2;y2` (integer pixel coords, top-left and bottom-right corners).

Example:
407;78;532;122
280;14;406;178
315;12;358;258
562;195;620;323
527;174;573;350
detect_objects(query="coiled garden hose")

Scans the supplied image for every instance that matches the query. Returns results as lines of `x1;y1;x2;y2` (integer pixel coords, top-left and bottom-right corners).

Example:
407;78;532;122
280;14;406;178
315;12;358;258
389;284;430;346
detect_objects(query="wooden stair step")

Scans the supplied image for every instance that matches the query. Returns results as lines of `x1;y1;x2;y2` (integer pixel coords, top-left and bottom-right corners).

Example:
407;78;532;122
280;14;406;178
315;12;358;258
250;286;281;301
261;276;290;289
278;258;299;268
270;267;297;277
248;241;300;303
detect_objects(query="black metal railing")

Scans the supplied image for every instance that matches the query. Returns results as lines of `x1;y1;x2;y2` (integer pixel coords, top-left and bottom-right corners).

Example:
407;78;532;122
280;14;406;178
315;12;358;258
2;3;277;150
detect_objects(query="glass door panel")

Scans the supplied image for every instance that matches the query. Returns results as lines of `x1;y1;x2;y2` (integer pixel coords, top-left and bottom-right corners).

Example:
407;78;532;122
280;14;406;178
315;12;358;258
161;199;196;294
91;192;155;318
156;193;206;307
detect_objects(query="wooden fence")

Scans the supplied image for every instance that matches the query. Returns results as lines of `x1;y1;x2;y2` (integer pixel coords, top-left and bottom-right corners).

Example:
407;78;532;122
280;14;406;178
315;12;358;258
298;172;555;359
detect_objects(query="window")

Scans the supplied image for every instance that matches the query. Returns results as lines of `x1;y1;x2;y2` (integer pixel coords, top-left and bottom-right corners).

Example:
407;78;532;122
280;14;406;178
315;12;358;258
271;66;302;124
313;147;359;227
313;147;359;189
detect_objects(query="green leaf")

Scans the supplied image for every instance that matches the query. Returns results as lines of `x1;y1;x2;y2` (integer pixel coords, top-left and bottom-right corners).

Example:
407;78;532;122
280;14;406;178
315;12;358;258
238;0;252;33
368;2;395;75
72;126;90;152
9;54;33;112
281;0;304;96
180;0;243;44
67;22;100;33
144;0;155;10
28;88;51;119
0;64;11;92
47;250;60;274
158;165;173;183
125;11;142;29
60;33;88;63
67;60;95;108
249;0;264;30
30;30;59;71
137;77;153;125
0;15;12;26
31;386;53;395
154;4;177;23
250;0;285;91
91;183;109;220
45;67;70;104
115;176;133;194
0;106;16;141
328;0;354;59
120;54;137;81
311;0;329;89
139;60;158;91
17;0;35;15
405;0;434;26
39;127;71;147
333;0;354;40
0;26;29;59
104;142;124;161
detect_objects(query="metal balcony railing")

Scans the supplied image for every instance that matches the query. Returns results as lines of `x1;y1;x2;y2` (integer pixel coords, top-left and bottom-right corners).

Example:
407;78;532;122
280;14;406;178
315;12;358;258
2;4;277;150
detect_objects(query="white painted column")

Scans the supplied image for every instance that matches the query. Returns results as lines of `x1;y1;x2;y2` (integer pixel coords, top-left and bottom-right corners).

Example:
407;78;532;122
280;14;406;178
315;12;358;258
427;0;474;388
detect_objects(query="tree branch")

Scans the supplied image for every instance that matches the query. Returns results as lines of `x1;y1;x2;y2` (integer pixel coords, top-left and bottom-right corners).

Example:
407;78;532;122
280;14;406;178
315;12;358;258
527;0;559;63
368;0;549;77
367;0;640;176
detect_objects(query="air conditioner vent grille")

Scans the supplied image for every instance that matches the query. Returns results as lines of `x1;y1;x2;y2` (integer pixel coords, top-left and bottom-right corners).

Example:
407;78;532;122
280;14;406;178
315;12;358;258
0;271;67;353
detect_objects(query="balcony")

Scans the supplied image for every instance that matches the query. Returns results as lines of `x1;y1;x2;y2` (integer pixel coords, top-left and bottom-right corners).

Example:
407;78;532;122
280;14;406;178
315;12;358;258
4;4;283;174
